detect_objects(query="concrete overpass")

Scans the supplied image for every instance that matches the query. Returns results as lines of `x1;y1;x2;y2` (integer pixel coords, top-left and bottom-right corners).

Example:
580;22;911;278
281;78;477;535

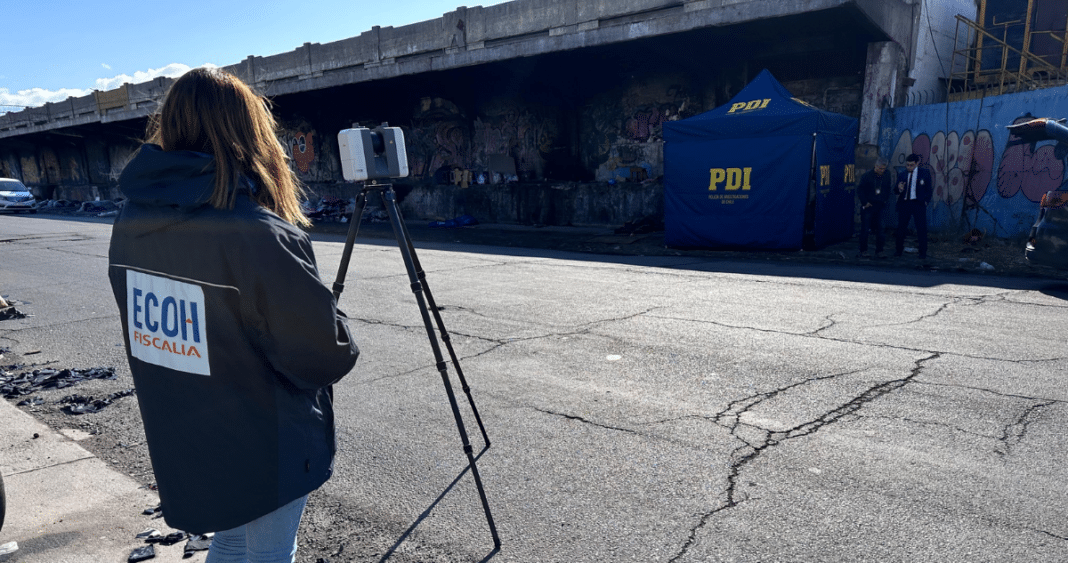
0;0;916;227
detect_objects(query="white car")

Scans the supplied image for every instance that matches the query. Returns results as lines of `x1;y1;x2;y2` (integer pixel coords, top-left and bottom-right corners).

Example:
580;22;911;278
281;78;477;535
0;178;37;213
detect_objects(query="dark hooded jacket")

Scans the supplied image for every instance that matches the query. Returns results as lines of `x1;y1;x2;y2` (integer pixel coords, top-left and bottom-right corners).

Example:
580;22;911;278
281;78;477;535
108;144;359;534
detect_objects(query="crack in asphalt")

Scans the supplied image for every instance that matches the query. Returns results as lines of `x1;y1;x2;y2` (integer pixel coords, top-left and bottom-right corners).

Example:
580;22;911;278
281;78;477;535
345;289;1060;557
667;354;939;563
646;311;1068;363
350;307;657;382
919;381;1067;404
1028;528;1068;541
809;314;840;336
352;307;661;385
995;400;1056;457
346;258;512;283
860;414;997;441
532;407;638;434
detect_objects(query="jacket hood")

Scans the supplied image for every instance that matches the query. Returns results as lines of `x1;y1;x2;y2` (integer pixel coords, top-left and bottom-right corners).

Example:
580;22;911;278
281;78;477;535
118;144;216;212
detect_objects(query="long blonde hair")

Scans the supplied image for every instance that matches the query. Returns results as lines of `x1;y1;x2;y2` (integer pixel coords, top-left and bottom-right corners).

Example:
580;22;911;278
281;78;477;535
147;67;310;227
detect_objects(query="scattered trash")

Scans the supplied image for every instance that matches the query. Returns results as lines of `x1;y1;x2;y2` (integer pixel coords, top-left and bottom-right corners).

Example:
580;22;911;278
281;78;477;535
302;197;357;223
614;214;663;235
145;531;187;546
16;396;44;407
60;389;135;414
184;534;213;555
78;200;122;214
0;542;18;556
963;228;985;244
429;214;479;229
127;544;154;562
978;262;995;271
132;512;211;560
136;528;161;540
0;305;27;321
0;367;117;400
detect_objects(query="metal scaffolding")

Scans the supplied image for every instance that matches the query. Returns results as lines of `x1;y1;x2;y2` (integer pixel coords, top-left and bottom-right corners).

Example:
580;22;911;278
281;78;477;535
949;1;1068;101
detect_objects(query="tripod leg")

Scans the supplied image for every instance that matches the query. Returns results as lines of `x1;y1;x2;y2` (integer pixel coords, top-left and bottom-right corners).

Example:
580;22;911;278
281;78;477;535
332;191;370;301
390;198;492;449
380;188;501;549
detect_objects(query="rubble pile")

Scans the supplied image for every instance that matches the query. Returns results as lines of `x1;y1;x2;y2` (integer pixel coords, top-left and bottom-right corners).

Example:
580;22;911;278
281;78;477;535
302;197;358;223
35;198;125;217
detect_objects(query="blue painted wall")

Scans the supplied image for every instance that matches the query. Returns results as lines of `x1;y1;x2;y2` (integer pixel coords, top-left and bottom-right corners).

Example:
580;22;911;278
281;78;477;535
879;84;1068;238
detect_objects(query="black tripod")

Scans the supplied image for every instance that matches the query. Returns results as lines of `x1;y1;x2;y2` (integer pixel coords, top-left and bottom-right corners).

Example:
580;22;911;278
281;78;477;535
331;182;500;549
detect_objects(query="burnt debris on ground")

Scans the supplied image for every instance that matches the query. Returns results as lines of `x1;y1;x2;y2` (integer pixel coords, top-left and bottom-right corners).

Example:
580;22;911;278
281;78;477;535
0;296;29;320
0;367;133;414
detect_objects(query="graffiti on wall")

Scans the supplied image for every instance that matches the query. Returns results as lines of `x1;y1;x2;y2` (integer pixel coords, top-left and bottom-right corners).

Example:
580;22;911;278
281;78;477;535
585;82;693;181
891;119;1068;210
997;115;1067;202
881;84;1068;236
407;119;471;179
625;105;673;142
405;97;558;182
289;131;316;174
888;129;994;208
477;100;557;179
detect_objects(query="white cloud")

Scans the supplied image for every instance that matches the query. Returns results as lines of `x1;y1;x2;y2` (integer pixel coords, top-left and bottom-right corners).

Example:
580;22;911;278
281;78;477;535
102;63;112;70
0;86;94;109
92;62;203;92
0;63;217;113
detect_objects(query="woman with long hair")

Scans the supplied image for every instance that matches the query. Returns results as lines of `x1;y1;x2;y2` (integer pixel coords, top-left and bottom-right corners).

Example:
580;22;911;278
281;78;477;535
108;67;359;563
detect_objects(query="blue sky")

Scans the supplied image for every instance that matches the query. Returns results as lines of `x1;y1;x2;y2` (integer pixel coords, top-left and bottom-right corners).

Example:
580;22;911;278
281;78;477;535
1;0;508;113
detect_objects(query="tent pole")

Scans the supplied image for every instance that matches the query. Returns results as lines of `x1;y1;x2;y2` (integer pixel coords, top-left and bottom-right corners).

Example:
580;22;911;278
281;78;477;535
803;132;818;250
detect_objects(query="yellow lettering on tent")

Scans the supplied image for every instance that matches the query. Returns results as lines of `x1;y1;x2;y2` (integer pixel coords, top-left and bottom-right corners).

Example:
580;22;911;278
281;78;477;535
843;164;855;184
729;99;772;113
710;168;752;191
709;168;726;190
820;165;831;186
726;168;741;190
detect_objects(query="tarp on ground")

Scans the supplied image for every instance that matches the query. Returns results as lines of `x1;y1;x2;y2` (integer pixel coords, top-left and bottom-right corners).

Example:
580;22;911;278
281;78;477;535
663;69;859;249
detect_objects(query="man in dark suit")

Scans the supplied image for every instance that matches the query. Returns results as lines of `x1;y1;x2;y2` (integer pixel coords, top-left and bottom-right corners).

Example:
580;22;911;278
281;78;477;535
894;153;933;260
857;157;893;258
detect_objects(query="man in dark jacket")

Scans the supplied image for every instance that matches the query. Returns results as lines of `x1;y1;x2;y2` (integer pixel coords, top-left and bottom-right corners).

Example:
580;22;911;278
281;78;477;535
894;153;934;260
856;157;892;258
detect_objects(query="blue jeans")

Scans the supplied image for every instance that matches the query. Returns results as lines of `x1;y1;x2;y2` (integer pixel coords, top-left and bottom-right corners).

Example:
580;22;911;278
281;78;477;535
205;494;309;563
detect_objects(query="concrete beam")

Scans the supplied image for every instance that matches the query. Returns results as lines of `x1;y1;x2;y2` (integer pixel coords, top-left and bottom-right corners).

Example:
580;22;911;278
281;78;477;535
0;0;910;139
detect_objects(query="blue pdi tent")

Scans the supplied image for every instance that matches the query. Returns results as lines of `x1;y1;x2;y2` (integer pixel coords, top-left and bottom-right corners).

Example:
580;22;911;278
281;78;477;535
663;70;858;250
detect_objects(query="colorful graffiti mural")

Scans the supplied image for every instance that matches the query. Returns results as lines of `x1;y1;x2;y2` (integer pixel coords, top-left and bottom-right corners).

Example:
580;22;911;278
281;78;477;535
889;129;994;208
997;116;1066;202
290;131;316;174
880;84;1068;237
585;81;694;182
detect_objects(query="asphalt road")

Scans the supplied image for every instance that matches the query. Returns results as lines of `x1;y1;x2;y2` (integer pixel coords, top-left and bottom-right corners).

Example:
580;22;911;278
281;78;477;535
2;214;1067;562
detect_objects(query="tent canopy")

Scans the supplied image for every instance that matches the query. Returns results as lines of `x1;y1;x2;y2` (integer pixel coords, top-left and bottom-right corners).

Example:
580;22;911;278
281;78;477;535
663;69;858;250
